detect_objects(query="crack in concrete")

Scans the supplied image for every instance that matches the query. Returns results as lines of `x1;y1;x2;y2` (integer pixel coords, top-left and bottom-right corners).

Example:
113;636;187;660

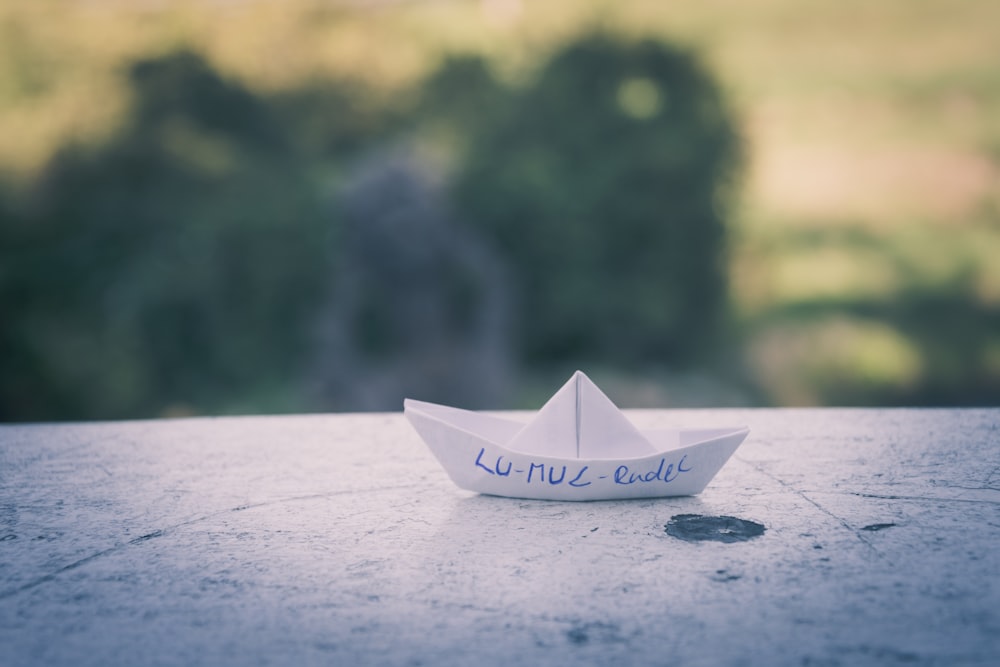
931;482;1000;493
735;456;879;554
0;483;425;601
847;491;1000;506
987;465;1000;485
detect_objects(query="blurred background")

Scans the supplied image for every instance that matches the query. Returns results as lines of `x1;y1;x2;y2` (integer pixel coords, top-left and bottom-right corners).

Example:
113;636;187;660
1;0;998;421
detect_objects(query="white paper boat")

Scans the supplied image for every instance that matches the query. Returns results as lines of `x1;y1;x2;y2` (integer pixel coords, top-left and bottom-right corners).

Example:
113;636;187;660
404;370;749;501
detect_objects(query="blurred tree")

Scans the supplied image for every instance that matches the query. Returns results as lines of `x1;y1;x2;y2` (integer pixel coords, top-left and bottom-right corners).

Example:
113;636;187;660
0;34;747;421
414;55;511;156
0;51;333;420
270;80;409;165
451;34;742;367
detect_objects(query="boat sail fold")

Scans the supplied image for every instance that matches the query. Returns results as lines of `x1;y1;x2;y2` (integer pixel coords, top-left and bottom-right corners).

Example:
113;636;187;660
506;371;655;459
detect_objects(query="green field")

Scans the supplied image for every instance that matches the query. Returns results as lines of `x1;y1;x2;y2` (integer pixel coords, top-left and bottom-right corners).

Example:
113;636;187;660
2;0;998;414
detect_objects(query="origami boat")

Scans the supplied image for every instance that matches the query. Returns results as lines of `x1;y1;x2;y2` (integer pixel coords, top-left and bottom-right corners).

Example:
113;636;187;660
404;371;749;501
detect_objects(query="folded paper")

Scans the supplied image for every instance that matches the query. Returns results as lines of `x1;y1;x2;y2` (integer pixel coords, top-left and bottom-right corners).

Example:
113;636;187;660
404;370;749;501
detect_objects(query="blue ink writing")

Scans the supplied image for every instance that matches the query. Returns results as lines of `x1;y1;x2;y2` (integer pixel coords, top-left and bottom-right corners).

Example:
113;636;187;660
474;448;494;475
474;450;689;490
613;456;691;485
569;466;591;487
548;465;567;485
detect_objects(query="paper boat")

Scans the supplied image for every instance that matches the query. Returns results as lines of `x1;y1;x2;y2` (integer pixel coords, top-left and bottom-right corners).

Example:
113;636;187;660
404;370;749;501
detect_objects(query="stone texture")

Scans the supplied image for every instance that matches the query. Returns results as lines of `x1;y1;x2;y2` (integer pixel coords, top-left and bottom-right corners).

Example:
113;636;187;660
1;409;998;666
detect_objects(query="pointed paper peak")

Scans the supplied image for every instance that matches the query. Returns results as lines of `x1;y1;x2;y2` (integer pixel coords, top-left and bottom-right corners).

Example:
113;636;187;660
505;371;655;459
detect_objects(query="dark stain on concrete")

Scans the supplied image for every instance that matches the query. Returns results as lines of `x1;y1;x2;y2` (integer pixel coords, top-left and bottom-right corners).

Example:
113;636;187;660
565;621;622;645
861;523;897;532
665;514;766;543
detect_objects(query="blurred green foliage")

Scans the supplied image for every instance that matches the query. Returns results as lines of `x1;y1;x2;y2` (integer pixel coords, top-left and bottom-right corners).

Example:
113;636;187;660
1;0;998;417
0;53;338;419
743;227;1000;406
449;36;740;364
0;36;740;420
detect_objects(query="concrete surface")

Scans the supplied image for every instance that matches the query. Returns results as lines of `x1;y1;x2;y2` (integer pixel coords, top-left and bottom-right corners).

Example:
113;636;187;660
1;408;998;666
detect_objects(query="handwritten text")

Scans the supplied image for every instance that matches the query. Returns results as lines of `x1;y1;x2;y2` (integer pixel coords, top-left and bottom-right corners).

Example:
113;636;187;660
473;448;691;488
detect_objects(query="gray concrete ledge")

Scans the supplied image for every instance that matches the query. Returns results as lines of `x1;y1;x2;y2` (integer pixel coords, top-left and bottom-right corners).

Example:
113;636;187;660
1;408;999;666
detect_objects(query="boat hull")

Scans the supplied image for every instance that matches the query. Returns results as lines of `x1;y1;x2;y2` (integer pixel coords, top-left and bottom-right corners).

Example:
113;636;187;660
405;399;749;501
